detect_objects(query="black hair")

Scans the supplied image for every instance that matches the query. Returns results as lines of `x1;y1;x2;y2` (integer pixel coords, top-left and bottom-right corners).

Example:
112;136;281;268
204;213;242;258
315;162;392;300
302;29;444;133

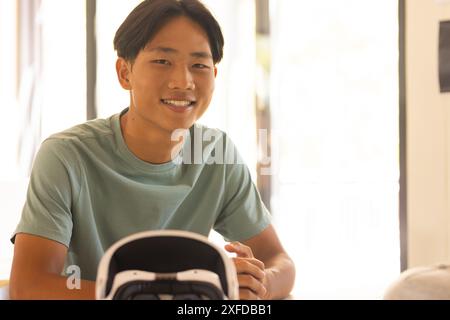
113;0;224;64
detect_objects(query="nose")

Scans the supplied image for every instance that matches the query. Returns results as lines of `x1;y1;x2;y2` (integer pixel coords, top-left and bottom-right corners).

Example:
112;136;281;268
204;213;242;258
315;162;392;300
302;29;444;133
168;65;195;90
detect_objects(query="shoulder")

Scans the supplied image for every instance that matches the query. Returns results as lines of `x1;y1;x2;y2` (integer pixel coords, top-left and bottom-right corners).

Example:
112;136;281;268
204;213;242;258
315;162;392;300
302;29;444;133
40;116;115;155
46;117;113;144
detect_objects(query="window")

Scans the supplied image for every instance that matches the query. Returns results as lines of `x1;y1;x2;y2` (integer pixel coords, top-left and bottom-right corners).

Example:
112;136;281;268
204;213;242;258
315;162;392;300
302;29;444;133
270;0;400;298
0;0;21;279
0;0;86;279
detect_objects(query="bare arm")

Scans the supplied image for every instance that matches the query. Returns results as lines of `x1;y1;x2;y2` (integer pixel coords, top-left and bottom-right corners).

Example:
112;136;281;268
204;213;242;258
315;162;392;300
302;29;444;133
9;233;96;300
225;224;296;300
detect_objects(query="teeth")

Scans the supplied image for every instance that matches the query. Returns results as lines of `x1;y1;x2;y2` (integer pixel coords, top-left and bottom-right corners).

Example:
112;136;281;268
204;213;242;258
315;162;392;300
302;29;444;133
162;100;193;107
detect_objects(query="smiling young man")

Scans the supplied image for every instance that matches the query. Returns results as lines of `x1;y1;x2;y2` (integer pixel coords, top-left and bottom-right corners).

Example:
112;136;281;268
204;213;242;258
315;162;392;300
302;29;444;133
9;0;295;300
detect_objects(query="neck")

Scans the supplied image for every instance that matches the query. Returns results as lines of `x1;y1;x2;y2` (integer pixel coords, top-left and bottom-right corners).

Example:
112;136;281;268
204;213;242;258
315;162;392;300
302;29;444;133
120;109;184;164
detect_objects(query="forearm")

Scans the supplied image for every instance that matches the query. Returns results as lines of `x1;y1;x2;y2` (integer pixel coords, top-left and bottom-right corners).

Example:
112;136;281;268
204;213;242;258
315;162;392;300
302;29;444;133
10;274;96;300
263;253;296;300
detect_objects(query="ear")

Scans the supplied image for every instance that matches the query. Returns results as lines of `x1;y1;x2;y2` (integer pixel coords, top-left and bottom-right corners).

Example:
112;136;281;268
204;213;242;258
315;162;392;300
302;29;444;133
214;66;218;78
116;58;132;90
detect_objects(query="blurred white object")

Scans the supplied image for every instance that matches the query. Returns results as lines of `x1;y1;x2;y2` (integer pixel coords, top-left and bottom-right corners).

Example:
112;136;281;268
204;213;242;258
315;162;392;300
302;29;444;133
384;264;450;300
0;283;9;300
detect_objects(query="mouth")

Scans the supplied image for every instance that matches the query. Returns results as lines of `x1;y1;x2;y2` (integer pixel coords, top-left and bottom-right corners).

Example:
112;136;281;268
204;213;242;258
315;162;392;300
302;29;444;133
161;99;196;113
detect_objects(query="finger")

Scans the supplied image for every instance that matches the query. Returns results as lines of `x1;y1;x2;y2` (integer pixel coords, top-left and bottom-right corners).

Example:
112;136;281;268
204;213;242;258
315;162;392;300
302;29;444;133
233;256;265;271
224;242;254;258
225;242;252;257
237;274;267;299
232;258;265;280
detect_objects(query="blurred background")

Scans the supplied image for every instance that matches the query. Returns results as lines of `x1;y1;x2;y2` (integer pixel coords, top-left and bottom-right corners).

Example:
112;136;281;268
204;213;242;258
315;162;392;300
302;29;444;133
1;0;449;299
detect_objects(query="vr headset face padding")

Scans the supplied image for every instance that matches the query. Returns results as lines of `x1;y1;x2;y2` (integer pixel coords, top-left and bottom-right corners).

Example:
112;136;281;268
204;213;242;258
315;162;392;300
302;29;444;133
112;280;225;300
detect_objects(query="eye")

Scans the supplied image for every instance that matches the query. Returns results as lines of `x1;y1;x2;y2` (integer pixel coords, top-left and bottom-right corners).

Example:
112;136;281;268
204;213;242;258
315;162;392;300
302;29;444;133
152;59;170;65
192;64;210;69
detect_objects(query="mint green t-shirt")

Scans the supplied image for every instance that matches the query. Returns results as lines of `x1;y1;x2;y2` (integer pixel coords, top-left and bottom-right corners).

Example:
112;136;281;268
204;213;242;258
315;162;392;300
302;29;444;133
12;108;271;281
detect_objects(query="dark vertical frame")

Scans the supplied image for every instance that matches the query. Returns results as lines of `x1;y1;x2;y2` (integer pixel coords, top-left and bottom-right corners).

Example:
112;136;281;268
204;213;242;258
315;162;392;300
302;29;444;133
399;0;407;272
86;0;97;120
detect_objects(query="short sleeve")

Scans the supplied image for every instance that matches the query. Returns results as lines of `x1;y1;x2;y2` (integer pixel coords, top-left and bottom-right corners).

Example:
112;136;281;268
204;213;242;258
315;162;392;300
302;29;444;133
214;137;272;242
11;139;78;247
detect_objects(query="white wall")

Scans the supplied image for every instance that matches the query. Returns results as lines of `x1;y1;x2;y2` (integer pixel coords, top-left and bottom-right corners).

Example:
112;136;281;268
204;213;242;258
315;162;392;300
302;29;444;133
406;0;450;267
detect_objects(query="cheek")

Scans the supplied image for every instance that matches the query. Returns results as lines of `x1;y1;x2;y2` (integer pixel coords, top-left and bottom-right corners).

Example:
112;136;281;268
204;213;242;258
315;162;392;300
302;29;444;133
210;78;215;93
199;77;215;98
132;74;165;95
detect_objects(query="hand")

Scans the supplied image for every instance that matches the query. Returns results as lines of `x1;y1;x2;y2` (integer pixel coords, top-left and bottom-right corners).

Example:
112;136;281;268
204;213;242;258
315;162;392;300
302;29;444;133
225;242;267;300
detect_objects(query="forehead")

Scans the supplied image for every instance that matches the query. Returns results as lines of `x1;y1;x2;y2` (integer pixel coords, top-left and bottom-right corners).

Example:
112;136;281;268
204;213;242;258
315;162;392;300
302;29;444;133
144;16;212;54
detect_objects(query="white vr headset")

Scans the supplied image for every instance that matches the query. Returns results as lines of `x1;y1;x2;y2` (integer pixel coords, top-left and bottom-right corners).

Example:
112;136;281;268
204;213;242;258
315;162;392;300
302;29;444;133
96;230;239;300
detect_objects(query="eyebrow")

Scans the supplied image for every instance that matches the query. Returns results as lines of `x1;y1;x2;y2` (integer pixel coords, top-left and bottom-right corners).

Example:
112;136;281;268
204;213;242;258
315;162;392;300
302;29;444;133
148;46;212;59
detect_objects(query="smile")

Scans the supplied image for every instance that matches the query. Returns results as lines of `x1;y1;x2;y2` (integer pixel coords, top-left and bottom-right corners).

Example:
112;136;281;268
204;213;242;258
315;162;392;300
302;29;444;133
161;99;195;107
161;99;196;113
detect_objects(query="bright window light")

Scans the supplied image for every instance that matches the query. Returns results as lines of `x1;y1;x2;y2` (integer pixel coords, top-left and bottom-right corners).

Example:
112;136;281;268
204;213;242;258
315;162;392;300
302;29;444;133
0;0;86;279
270;0;400;299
